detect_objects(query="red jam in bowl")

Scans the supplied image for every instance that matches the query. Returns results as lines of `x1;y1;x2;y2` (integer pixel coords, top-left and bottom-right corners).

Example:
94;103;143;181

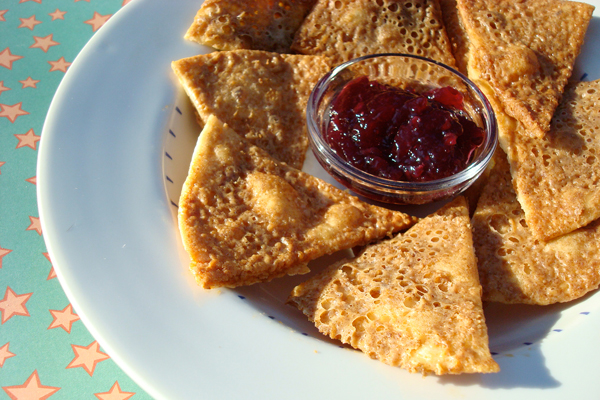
325;76;485;182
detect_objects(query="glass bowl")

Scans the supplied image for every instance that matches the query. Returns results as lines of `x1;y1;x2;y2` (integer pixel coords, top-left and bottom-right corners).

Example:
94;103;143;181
306;53;498;205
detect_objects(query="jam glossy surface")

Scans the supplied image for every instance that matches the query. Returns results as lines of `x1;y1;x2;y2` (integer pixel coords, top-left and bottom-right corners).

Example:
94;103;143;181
325;76;485;182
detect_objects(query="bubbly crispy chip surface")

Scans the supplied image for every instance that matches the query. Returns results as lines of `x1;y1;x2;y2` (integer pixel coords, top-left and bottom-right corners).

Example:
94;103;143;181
289;197;499;375
291;0;456;66
473;150;600;305
457;0;594;138
503;79;600;241
178;116;417;289
172;50;331;170
185;0;317;53
438;0;470;75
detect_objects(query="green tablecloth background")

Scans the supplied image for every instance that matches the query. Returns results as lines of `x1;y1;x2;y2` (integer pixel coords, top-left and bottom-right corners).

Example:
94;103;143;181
1;1;153;398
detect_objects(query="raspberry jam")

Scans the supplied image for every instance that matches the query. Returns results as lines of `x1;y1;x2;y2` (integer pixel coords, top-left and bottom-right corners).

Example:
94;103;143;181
325;76;485;182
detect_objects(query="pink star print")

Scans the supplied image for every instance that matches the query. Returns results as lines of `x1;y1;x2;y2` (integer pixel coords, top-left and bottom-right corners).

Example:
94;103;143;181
48;57;71;73
31;35;59;52
47;268;56;280
49;9;66;21
2;370;61;400
0;10;7;22
18;15;42;30
95;382;135;400
0;287;32;324
0;245;12;268
43;253;56;280
0;343;16;367
85;12;112;32
19;77;39;89
0;48;23;69
48;304;79;333
26;176;37;185
0;103;29;123
27;216;42;235
67;341;110;376
19;0;43;3
0;81;9;96
15;129;41;150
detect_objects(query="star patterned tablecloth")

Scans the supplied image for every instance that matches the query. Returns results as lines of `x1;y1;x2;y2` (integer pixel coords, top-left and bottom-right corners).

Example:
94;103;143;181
0;1;153;399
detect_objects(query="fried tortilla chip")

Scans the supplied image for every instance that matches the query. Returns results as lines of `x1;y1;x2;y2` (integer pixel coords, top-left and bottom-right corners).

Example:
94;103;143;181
172;50;331;170
473;149;600;305
457;0;594;138
438;0;470;75
178;116;417;289
184;0;317;53
502;79;600;241
288;197;499;375
291;0;456;66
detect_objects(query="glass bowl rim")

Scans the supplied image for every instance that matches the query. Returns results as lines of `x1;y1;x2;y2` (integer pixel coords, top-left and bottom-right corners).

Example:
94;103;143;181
306;53;498;194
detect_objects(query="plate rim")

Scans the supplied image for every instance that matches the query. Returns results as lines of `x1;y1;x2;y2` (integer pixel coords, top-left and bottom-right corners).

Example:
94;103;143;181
37;1;600;399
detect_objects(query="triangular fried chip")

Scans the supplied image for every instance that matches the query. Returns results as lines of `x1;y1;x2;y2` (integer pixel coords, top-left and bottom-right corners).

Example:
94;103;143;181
291;0;456;66
184;0;318;53
473;149;600;305
178;116;417;289
438;0;470;75
503;79;600;241
288;197;499;375
456;0;593;138
172;50;332;170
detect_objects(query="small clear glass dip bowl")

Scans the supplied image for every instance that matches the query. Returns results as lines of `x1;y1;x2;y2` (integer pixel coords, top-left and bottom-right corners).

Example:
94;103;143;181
307;53;497;205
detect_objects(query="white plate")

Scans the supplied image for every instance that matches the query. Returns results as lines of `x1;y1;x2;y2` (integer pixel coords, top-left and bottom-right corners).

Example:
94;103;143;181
38;1;600;399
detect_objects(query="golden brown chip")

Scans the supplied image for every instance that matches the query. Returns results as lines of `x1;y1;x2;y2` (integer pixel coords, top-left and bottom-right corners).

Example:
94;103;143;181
442;3;518;154
457;0;594;138
502;79;600;241
473;149;600;305
438;0;470;75
288;197;499;375
172;50;331;170
184;0;317;53
461;159;493;217
178;115;417;289
291;0;457;66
